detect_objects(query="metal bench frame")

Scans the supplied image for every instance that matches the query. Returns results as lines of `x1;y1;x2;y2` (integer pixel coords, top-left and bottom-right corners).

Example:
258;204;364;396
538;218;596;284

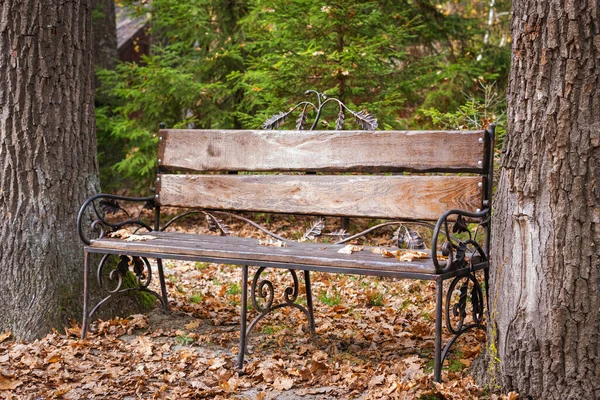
78;121;494;383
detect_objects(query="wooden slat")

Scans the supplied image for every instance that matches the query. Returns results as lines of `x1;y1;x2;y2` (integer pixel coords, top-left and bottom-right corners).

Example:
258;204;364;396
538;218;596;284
90;232;440;274
157;129;486;173
156;174;483;220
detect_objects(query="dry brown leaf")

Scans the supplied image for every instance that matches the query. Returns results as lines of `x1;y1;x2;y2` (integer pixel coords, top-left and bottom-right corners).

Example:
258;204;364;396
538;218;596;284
397;250;428;262
338;245;364;254
370;247;396;257
255;392;267;400
185;319;201;330
403;355;425;380
128;314;149;330
0;376;22;391
124;234;156;242
47;355;62;363
299;367;312;381
137;336;153;356
0;331;10;343
108;229;131;239
460;358;472;367
273;376;294;391
208;357;227;370
368;374;385;388
258;238;287;247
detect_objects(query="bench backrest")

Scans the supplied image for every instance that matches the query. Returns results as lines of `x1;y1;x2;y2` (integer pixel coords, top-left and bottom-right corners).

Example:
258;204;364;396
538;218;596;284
155;129;493;221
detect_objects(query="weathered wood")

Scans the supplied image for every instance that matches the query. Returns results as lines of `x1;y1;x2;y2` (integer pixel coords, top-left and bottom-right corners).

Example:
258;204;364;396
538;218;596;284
156;174;483;220
157;129;486;173
90;232;439;274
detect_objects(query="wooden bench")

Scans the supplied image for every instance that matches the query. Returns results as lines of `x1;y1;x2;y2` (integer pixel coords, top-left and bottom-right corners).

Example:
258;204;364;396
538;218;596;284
77;126;495;382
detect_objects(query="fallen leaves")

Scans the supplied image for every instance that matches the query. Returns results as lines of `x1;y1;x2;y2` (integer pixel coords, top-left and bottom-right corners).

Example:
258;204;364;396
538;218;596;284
107;229;156;241
125;234;156;241
0;332;10;343
0;376;22;391
272;376;294;391
370;247;428;262
258;238;287;247
337;245;364;254
0;214;505;399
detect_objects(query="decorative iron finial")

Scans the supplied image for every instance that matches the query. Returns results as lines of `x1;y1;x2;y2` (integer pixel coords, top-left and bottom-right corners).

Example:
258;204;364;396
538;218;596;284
261;90;377;131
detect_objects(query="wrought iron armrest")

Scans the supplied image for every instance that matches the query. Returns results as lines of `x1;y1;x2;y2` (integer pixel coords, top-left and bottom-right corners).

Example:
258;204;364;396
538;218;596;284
77;193;156;245
431;208;491;274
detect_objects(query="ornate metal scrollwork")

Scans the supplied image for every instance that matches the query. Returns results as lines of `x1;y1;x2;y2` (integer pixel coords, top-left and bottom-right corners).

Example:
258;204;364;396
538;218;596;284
445;273;484;335
250;268;301;313
77;194;156;245
262;90;378;131
431;208;491;273
87;254;167;322
97;254;153;294
245;267;310;336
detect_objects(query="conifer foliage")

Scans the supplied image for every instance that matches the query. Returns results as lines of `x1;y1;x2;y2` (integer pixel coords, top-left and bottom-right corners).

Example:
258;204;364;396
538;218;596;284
97;0;509;190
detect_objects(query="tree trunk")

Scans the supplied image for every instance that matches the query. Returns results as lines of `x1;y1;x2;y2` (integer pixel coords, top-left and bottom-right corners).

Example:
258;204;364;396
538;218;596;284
0;0;99;340
487;0;600;397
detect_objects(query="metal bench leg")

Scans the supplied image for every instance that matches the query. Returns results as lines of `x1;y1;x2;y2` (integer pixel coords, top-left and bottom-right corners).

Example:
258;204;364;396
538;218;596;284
238;265;249;370
433;277;444;383
304;270;316;335
81;250;90;338
156;258;170;312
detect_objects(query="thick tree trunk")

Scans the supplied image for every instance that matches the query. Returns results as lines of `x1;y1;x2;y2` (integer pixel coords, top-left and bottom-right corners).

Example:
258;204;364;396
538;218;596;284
487;0;600;398
0;0;99;340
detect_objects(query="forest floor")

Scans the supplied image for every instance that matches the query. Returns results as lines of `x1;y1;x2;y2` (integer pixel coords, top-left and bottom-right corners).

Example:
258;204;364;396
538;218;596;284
0;213;517;399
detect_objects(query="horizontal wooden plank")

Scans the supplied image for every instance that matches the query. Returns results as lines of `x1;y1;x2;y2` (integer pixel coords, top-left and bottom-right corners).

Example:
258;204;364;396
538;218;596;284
156;174;483;220
90;232;441;274
157;129;486;173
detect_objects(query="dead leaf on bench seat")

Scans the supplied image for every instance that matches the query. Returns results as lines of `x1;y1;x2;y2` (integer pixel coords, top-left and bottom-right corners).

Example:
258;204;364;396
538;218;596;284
370;247;396;258
258;238;287;247
124;234;156;242
337;245;364;254
108;229;131;239
397;250;428;262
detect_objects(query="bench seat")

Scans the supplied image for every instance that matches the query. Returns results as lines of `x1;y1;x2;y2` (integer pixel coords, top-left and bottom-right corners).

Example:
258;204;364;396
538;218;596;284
89;231;447;276
78;126;495;383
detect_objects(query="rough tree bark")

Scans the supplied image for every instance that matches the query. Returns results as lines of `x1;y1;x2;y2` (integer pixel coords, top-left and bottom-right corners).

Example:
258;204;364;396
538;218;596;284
0;0;99;340
487;0;600;397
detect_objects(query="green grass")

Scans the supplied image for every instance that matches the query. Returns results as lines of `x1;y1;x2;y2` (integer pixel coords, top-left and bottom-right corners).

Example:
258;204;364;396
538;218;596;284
261;325;276;334
175;334;194;346
194;262;209;270
448;359;464;372
367;291;385;307
226;283;242;296
189;293;204;304
318;289;342;306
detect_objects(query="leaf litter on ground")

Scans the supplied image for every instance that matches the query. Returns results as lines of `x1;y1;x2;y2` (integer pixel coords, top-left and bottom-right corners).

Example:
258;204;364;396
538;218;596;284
0;212;517;399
